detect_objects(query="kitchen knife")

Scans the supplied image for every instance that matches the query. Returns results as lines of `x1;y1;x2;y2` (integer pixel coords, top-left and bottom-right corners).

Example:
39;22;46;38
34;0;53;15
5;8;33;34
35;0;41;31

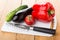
12;23;56;35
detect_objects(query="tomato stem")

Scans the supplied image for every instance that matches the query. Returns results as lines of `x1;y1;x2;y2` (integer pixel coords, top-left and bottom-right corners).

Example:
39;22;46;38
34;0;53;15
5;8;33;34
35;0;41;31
28;15;32;20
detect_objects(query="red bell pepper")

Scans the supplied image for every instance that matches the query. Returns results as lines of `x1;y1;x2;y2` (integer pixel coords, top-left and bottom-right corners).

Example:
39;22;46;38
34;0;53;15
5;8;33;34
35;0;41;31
32;2;55;22
32;4;40;11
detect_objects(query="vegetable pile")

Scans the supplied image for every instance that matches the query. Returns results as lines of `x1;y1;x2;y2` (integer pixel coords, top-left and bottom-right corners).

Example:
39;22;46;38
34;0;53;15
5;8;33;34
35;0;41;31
6;2;55;25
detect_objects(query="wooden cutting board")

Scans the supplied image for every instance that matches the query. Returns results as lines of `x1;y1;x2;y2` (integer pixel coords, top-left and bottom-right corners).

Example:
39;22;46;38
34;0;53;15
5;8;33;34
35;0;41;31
0;0;60;40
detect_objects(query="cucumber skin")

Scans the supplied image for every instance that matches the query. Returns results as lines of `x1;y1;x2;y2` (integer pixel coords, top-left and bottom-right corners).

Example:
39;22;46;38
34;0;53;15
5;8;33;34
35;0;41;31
6;5;28;22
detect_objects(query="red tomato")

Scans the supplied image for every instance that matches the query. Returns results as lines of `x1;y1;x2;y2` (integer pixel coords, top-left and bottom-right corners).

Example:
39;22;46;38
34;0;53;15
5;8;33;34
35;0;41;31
24;15;35;25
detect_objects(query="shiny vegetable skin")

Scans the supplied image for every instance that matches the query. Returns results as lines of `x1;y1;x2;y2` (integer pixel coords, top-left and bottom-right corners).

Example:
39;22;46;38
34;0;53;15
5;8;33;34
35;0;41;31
6;5;28;22
12;8;32;23
32;2;55;22
25;15;35;25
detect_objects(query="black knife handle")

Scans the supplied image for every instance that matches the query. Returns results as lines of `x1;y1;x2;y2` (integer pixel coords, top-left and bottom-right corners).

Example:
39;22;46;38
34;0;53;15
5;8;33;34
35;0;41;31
33;27;56;35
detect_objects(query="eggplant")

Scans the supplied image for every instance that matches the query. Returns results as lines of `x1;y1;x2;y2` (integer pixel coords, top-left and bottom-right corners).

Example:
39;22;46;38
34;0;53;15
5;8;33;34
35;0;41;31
12;8;33;23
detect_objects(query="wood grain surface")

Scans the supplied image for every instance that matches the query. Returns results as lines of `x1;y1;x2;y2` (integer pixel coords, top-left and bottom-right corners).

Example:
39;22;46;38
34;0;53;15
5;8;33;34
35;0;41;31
0;0;60;40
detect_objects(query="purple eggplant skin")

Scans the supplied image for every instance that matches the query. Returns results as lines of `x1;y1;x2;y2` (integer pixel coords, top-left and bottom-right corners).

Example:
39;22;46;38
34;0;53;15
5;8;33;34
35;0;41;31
12;8;33;23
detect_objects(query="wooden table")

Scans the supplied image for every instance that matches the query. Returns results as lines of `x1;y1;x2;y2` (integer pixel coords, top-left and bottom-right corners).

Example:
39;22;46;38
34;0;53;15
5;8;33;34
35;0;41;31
0;0;60;40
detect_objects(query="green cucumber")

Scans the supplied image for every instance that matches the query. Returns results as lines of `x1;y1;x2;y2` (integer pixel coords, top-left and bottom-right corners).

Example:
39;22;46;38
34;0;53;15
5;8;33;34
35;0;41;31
6;5;28;22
